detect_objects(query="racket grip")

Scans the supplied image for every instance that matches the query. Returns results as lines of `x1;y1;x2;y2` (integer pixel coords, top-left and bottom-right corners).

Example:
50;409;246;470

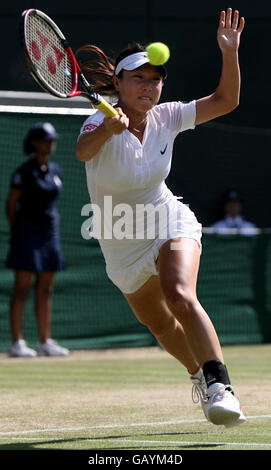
96;97;118;117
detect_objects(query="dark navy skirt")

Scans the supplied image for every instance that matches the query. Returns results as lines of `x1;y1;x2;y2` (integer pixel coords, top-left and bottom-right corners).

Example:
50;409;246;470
6;216;65;272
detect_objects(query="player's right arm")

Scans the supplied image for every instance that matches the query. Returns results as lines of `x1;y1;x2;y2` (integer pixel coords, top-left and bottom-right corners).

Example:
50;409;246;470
76;108;129;162
6;189;22;226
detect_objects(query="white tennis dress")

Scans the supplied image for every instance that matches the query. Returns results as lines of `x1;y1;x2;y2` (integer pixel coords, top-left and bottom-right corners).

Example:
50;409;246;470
79;100;202;294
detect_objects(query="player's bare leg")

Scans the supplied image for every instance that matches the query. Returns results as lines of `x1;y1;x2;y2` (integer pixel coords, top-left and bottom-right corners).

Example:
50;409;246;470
124;275;199;374
157;237;245;427
157;237;223;366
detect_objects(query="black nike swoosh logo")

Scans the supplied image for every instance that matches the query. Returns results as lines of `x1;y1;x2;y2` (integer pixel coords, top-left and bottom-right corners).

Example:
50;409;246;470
160;144;168;155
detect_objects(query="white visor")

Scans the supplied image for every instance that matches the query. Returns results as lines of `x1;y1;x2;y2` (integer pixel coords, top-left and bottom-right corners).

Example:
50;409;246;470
115;52;166;77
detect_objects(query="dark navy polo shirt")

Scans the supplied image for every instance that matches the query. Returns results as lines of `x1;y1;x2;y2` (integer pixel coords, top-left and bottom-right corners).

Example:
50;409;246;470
10;157;63;225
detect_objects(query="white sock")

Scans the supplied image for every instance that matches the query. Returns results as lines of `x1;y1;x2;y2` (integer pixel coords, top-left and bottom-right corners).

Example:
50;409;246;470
191;367;204;379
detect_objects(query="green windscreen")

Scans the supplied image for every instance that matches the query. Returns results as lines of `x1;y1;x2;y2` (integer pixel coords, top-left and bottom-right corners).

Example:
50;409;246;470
0;109;270;352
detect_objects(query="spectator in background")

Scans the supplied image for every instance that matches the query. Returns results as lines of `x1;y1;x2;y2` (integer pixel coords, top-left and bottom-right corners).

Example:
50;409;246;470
211;189;257;234
6;122;69;357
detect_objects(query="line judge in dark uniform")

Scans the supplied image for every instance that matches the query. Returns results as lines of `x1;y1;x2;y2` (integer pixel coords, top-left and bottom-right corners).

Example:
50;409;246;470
6;122;69;357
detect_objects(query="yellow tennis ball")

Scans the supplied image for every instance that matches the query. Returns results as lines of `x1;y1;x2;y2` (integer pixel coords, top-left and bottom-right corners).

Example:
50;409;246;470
146;42;170;66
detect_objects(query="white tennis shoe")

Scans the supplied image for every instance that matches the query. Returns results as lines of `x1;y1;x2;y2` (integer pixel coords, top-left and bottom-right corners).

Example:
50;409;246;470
37;338;69;357
191;373;246;427
9;339;37;357
207;383;246;427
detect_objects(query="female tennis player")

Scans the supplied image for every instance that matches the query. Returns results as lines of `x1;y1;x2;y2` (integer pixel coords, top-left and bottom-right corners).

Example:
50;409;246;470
76;8;245;426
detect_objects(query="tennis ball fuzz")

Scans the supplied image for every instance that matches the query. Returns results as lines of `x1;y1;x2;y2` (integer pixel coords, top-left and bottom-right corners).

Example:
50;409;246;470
146;42;170;66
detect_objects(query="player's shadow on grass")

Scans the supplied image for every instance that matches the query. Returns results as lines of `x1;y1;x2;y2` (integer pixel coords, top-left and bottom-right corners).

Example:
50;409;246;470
0;441;223;450
0;431;222;450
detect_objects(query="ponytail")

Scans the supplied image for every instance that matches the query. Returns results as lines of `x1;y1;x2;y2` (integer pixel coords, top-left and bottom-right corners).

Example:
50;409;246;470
76;45;116;95
76;42;145;95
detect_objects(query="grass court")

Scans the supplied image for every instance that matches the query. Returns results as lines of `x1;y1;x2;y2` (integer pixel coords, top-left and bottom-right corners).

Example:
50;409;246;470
0;344;270;451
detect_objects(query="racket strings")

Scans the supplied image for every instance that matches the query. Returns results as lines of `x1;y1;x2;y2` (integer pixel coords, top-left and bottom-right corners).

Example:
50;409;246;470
25;13;74;95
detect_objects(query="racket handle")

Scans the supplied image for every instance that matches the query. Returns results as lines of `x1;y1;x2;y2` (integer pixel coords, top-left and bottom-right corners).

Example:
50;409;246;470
96;97;118;117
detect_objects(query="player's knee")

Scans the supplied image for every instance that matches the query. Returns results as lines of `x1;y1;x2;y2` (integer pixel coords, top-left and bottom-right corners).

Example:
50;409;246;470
135;310;176;338
148;315;177;338
164;285;197;316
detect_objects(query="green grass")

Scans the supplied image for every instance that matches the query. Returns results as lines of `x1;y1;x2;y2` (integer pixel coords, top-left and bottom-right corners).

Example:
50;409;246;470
0;344;270;450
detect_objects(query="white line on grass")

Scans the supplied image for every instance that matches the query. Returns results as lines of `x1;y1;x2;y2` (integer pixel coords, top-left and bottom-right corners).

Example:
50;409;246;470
0;419;205;436
110;439;271;448
0;414;271;437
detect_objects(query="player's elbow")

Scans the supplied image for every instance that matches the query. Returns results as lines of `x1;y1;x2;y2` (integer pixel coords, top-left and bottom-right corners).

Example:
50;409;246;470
76;144;91;162
218;94;240;115
226;97;239;113
76;147;85;162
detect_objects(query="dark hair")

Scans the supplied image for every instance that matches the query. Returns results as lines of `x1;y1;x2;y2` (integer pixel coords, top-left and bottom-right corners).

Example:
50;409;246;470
76;42;145;95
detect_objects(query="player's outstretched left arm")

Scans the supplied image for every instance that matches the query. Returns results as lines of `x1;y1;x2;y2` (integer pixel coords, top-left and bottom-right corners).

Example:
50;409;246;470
195;8;245;125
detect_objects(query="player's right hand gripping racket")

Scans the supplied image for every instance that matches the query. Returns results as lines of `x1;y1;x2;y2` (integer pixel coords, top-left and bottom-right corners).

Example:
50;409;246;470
20;9;118;117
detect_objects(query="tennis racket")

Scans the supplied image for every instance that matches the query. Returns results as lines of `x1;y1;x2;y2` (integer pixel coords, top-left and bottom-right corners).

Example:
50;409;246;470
20;9;118;117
